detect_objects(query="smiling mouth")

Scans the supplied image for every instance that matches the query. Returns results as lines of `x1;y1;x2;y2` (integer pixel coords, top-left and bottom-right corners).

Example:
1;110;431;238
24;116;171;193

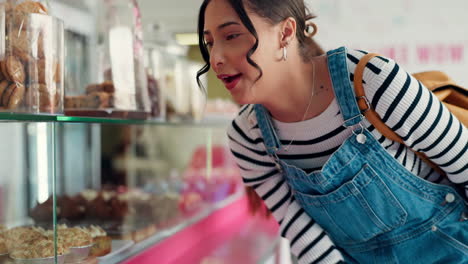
221;74;242;84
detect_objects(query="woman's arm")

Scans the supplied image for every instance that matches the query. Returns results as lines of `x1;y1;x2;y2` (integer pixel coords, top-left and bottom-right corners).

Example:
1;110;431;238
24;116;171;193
351;50;468;198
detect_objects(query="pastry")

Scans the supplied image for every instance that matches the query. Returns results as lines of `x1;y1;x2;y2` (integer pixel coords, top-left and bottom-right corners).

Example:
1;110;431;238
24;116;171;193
28;58;58;85
80;189;98;202
0;2;13;12
0;80;10;105
133;224;156;242
25;83;60;111
29;196;54;222
2;83;25;109
83;92;114;109
55;61;61;83
4;226;44;252
0;65;5;81
65;95;85;109
84;225;112;257
10;238;68;259
14;1;48;15
86;81;115;94
0;233;7;254
58;195;86;220
8;29;31;60
53;227;93;248
2;56;25;84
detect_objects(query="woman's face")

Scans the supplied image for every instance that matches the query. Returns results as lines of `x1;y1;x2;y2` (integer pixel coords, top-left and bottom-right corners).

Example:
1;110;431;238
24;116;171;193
203;0;280;105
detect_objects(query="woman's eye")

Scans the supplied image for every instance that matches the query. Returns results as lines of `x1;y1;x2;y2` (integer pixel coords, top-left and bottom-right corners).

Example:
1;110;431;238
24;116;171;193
205;42;213;48
226;34;241;41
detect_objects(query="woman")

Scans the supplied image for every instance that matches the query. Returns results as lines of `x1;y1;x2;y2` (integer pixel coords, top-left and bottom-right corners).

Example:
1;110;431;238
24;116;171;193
197;0;468;263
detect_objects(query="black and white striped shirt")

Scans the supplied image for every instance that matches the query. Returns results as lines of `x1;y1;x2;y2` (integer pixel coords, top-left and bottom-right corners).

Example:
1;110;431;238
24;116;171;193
227;49;468;264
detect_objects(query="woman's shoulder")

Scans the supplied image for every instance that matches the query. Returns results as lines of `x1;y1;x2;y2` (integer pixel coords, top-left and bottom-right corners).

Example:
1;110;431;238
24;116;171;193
345;48;392;69
227;104;256;136
333;47;396;85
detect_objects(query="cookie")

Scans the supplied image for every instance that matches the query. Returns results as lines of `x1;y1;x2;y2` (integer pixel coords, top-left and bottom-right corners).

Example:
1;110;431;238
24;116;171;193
14;1;48;15
0;80;9;105
0;61;9;81
0;2;13;12
55;61;61;83
0;65;4;81
3;56;25;84
25;83;59;111
83;92;114;109
28;59;58;85
86;82;115;94
2;83;25;109
64;95;85;109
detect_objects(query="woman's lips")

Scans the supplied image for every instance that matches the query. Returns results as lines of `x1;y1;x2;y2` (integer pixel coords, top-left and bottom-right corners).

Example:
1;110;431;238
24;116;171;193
217;74;242;91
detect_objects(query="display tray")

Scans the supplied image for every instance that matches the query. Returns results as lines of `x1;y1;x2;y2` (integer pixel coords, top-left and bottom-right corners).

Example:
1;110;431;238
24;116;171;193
97;240;134;262
64;110;149;120
9;255;66;264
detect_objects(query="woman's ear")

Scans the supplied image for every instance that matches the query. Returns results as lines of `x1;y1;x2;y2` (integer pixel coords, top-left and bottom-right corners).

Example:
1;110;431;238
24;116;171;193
280;17;297;47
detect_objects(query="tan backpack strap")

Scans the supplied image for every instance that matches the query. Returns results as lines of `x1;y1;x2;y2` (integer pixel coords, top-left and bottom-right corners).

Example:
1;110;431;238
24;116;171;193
354;53;404;144
354;53;446;176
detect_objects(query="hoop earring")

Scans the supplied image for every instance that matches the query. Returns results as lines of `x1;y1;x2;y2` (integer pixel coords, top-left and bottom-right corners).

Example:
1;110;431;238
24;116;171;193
282;46;287;61
304;21;318;38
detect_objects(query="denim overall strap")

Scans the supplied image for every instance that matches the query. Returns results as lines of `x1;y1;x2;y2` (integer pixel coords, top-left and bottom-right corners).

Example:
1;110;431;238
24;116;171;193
327;47;364;127
253;104;282;156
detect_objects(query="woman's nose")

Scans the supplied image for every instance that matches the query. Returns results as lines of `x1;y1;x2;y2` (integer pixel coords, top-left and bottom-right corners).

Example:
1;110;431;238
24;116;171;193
210;45;225;72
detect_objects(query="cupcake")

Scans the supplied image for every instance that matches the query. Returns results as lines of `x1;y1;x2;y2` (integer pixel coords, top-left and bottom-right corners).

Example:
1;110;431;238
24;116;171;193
29;196;54;222
83;225;112;257
58;195;86;220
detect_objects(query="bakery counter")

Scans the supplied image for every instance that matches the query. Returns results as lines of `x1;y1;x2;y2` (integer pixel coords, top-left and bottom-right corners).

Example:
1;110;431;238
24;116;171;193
102;192;246;264
0;191;245;264
198;211;280;264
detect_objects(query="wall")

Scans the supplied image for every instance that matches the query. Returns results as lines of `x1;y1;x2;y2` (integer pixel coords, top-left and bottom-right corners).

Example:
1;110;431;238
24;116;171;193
187;46;231;100
307;0;468;86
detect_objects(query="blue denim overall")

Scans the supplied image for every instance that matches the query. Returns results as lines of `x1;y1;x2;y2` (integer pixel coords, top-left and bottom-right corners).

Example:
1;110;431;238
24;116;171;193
254;47;468;263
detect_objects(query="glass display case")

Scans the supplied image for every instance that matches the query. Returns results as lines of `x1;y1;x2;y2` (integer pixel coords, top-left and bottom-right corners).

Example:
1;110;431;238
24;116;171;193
0;0;65;115
64;0;151;119
0;116;246;264
0;2;280;263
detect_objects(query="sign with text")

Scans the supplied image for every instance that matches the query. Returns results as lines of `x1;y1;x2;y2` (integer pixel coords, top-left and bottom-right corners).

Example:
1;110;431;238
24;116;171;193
308;0;468;85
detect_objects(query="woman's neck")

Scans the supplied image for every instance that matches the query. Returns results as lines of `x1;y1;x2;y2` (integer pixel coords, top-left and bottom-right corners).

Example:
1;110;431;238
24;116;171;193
265;55;334;123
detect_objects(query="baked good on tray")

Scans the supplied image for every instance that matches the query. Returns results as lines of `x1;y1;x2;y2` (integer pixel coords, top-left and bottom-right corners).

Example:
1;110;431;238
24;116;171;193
0;233;7;254
82;225;112;257
4;226;43;252
9;238;68;259
53;227;93;248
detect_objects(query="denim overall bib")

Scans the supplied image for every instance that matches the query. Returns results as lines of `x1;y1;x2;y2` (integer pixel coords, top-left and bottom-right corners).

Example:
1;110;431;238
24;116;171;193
254;47;468;263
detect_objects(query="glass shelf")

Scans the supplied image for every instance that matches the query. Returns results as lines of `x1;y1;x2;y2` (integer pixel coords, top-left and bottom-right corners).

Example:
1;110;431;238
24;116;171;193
0;113;231;127
57;115;149;125
0;112;58;122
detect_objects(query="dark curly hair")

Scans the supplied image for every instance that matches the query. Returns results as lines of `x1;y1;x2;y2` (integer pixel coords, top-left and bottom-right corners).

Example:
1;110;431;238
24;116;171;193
196;0;324;92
